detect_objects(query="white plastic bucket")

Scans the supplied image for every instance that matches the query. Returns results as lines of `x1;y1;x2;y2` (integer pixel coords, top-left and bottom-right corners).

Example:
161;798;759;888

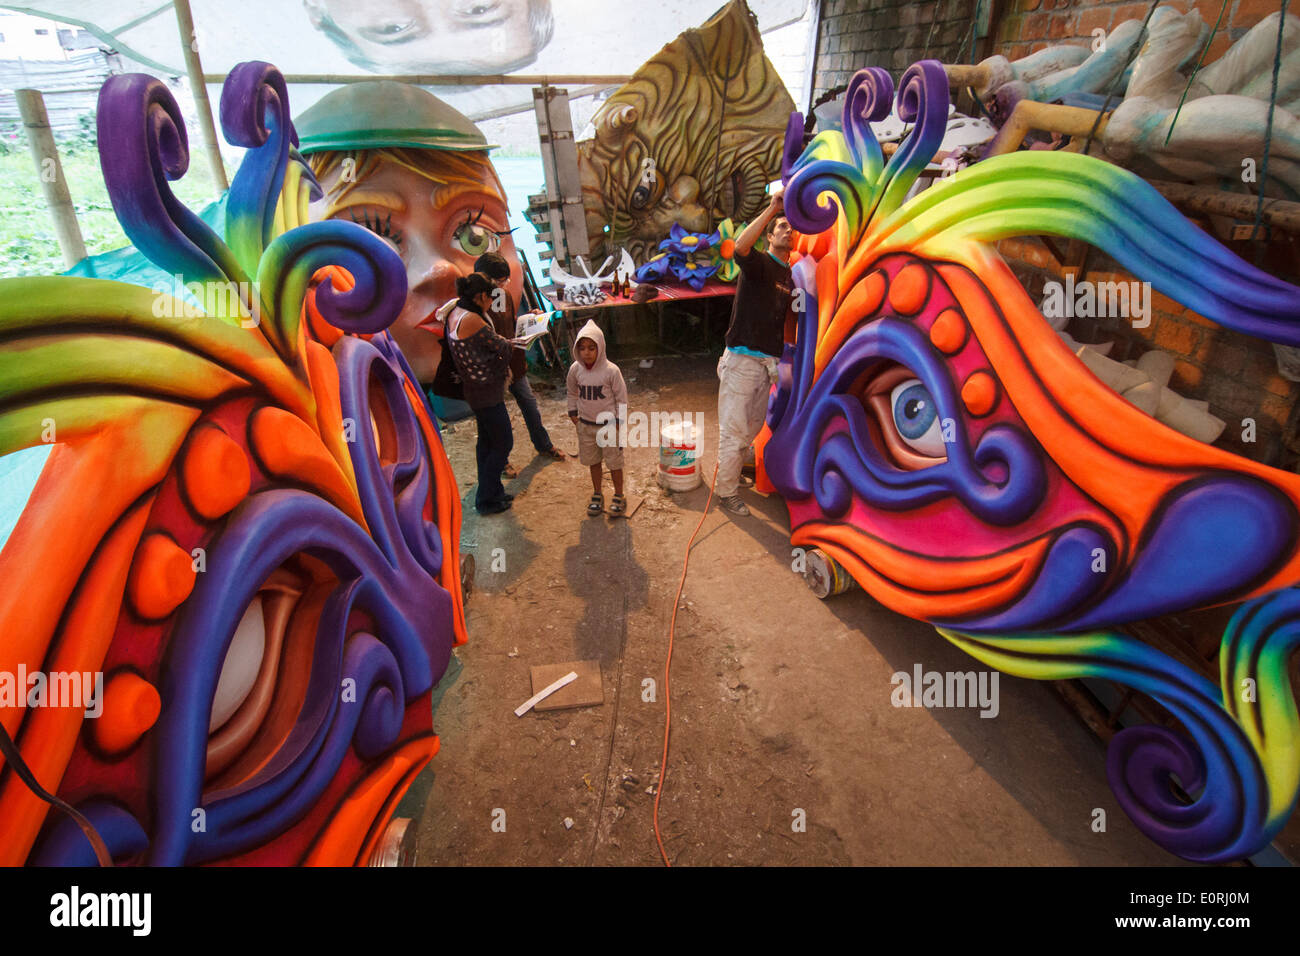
658;420;701;492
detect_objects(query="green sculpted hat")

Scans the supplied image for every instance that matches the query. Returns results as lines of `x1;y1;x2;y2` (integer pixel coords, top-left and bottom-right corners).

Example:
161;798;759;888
296;81;495;153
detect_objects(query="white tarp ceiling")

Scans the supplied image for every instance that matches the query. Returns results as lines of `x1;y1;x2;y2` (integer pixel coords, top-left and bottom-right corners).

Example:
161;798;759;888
0;0;811;120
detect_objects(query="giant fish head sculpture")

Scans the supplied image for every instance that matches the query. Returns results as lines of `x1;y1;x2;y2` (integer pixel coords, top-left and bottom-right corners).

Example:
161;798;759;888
764;62;1300;862
0;63;466;866
578;0;795;264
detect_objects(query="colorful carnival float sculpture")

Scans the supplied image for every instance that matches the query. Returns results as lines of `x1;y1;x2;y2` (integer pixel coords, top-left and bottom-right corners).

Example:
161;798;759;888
0;61;466;865
762;61;1300;863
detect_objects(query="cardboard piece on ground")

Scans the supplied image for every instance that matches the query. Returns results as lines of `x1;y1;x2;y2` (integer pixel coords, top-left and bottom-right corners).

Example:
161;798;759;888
531;660;604;711
606;492;643;519
514;670;577;717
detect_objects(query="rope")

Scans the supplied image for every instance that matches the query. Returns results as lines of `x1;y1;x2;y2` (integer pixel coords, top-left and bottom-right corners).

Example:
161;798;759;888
921;1;943;61
1163;0;1230;144
1082;0;1163;157
707;64;734;235
0;719;112;866
1252;0;1290;251
954;0;979;66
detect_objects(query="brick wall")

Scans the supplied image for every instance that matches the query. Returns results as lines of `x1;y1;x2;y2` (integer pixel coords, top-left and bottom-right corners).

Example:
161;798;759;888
812;0;982;101
995;0;1278;64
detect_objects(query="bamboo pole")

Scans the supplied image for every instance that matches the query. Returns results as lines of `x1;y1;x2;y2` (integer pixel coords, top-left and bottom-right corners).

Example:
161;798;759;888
1148;180;1300;235
15;88;87;269
204;73;634;87
172;0;228;195
944;62;992;91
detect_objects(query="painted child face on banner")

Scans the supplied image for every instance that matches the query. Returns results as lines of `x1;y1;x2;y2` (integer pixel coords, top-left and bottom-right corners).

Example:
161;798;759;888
304;0;553;74
310;148;522;383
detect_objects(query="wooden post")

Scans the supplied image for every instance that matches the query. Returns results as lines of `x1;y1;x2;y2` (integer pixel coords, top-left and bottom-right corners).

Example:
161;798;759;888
15;88;87;269
532;85;590;268
172;0;228;195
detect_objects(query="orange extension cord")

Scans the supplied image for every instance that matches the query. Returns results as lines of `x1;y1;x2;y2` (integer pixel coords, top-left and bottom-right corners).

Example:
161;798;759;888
653;459;720;867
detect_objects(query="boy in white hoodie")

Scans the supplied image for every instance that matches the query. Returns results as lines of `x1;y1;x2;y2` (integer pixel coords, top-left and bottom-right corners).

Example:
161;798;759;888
567;320;629;515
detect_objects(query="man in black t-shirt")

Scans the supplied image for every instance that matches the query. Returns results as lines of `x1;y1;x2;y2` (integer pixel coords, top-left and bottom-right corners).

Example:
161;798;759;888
717;188;794;517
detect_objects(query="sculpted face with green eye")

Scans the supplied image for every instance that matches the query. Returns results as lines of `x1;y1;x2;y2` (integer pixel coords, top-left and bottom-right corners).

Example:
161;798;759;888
307;146;522;384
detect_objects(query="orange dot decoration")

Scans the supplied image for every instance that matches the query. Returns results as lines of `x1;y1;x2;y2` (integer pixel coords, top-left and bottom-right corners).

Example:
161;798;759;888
91;671;162;754
961;370;999;417
127;533;197;620
842;270;888;320
248;406;364;526
720;238;735;259
929;307;969;355
888;263;931;315
182;426;250;520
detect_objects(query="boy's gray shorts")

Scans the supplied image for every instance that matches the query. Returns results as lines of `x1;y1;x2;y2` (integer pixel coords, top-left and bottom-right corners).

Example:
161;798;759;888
576;420;625;470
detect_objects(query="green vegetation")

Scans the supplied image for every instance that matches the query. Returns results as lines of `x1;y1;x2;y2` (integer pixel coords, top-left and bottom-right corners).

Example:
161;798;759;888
0;116;222;279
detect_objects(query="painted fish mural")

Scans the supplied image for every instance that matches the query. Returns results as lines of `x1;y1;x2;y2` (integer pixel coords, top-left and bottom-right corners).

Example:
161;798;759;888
0;62;466;865
763;61;1300;863
577;0;794;265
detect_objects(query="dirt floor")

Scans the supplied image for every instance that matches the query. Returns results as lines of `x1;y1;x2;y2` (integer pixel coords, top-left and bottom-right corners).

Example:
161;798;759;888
414;356;1189;866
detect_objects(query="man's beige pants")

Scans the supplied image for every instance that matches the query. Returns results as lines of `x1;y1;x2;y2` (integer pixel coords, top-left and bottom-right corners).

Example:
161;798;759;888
716;349;775;498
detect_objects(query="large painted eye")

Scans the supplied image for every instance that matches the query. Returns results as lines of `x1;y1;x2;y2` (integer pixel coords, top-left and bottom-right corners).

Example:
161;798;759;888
890;379;945;456
630;184;652;209
860;364;948;471
358;18;420;42
453;222;502;257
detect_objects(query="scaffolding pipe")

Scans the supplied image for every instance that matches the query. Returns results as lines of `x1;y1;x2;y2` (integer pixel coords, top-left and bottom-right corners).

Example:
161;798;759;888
204;73;634;87
984;100;1110;156
15;88;86;269
172;0;228;195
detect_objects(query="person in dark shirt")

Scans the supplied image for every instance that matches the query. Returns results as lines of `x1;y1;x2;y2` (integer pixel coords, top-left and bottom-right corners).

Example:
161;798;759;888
475;253;565;475
716;187;793;516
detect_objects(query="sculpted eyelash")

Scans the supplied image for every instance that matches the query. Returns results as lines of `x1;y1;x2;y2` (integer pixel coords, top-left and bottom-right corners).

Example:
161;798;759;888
350;210;404;246
455;206;509;239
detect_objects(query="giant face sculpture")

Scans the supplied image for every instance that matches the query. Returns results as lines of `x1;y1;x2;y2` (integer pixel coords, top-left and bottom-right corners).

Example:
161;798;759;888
577;0;795;264
0;62;466;865
764;62;1300;863
299;78;523;388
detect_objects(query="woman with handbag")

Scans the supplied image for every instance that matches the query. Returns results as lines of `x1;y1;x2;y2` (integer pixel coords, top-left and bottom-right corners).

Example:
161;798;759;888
443;273;516;515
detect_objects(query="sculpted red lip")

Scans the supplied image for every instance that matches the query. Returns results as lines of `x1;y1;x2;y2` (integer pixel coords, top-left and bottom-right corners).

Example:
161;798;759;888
415;311;444;335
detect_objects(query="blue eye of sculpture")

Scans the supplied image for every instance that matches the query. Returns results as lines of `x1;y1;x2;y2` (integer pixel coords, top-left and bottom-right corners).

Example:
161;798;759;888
891;379;942;453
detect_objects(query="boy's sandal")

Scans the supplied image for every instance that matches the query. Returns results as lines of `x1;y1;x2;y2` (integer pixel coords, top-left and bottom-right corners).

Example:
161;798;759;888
503;462;519;478
587;494;604;516
541;447;566;461
610;494;627;516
